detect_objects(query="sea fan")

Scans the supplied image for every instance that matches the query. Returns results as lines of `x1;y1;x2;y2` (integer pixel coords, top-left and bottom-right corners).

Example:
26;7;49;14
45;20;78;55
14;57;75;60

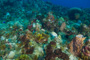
69;34;86;56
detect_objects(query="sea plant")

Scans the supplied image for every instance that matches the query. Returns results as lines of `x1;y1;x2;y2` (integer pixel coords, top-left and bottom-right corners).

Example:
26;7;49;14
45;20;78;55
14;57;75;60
34;32;49;43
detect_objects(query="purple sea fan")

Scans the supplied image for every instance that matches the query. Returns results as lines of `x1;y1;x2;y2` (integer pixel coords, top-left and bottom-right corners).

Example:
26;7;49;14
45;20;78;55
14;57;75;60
69;34;86;56
83;46;90;56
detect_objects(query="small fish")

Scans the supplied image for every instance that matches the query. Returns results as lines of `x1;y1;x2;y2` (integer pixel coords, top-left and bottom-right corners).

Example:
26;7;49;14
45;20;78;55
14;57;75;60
3;21;6;23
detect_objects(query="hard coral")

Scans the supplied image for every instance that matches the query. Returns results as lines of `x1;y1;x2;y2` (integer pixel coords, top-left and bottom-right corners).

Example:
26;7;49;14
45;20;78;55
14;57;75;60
45;41;69;60
79;40;90;60
68;7;82;20
83;45;90;56
26;47;34;54
69;34;86;56
19;29;33;42
47;12;55;22
79;24;90;36
42;12;57;31
54;49;69;60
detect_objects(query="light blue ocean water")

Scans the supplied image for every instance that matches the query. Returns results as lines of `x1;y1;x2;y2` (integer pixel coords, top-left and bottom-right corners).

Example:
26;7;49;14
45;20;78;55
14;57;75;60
43;0;90;8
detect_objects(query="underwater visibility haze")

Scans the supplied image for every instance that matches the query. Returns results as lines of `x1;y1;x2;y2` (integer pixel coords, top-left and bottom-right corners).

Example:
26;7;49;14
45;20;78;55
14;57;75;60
44;0;90;8
0;0;90;60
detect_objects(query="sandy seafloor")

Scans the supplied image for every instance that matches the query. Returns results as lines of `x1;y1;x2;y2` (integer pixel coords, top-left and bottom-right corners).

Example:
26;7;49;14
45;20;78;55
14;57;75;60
0;0;90;60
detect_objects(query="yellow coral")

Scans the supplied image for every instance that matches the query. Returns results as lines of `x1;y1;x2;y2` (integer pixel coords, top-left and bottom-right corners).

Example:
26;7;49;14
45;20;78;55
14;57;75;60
58;35;62;40
37;33;44;41
34;32;49;43
29;42;32;46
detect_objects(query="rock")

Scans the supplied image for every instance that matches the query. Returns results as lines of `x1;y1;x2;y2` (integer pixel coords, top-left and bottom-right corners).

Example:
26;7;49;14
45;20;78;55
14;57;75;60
51;32;57;37
7;51;15;59
1;36;6;40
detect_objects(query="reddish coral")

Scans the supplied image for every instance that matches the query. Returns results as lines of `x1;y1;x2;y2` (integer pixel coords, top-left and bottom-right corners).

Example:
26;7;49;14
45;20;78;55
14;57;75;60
28;25;33;31
47;12;55;21
69;34;86;56
78;40;90;60
45;41;69;60
83;46;90;56
82;40;90;56
26;47;34;54
60;22;66;31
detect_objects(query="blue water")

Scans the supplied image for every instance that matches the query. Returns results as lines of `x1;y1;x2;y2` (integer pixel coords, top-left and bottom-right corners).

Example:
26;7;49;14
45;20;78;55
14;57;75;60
43;0;90;8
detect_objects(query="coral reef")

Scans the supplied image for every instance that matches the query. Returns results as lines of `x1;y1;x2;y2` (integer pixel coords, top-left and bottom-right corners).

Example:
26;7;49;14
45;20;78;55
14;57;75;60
0;0;90;60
